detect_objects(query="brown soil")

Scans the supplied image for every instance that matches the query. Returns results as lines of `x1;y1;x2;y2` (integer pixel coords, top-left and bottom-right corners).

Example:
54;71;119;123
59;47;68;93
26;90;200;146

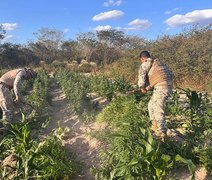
43;78;106;180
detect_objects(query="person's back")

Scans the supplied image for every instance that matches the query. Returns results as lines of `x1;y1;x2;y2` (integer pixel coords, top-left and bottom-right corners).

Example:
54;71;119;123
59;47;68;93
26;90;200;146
0;68;36;125
0;69;23;89
137;51;174;141
148;59;173;89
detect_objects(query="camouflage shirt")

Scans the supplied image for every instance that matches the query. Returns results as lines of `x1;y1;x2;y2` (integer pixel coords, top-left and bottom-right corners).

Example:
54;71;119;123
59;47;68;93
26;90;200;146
138;58;153;88
14;70;27;102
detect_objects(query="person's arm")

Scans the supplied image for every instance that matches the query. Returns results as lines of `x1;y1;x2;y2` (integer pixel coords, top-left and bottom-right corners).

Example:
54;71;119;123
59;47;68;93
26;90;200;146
138;60;152;93
14;70;26;103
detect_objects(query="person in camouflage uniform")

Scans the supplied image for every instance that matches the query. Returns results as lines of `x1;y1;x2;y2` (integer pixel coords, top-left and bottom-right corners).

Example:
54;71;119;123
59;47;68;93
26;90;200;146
137;51;173;138
0;68;36;125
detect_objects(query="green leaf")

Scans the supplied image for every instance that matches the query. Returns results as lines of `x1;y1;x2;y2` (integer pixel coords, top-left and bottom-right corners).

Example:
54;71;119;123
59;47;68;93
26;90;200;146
175;154;196;177
128;159;138;166
161;154;171;163
156;168;163;179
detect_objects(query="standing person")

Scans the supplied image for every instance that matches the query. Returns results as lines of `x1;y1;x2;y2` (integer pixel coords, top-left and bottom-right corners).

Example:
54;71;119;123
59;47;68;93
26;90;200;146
0;68;36;126
137;51;173;139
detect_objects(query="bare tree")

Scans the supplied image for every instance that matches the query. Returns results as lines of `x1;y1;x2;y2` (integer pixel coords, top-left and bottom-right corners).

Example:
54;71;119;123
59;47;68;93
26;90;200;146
97;29;127;48
0;24;6;43
60;40;80;62
96;29;128;64
30;28;65;63
76;32;99;61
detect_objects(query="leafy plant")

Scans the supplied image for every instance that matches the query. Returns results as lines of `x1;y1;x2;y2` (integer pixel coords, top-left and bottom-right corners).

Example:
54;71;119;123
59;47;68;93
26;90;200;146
0;115;81;179
89;75;132;100
94;128;195;180
195;145;212;174
55;69;92;113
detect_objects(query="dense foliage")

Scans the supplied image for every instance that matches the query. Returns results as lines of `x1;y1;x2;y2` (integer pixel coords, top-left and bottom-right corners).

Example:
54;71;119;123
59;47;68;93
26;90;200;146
0;25;211;90
0;24;211;178
53;70;211;179
0;70;81;179
92;86;211;179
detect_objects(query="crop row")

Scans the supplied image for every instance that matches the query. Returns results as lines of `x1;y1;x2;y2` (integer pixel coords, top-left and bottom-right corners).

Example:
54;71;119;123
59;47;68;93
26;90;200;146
55;69;211;179
0;70;81;179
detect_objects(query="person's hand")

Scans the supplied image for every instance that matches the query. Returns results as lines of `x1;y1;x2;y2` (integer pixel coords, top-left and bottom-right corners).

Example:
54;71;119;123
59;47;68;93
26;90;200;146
145;86;152;91
141;88;147;94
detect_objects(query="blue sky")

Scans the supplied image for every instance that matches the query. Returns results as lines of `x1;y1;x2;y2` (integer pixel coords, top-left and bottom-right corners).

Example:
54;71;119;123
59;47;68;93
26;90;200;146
0;0;212;44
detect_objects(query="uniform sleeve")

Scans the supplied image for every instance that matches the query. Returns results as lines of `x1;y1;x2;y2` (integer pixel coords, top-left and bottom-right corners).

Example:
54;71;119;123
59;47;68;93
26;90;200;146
138;60;152;88
13;70;26;101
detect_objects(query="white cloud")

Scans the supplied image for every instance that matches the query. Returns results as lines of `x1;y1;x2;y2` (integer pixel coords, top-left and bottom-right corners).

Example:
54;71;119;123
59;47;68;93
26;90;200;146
94;25;112;31
1;35;13;43
92;10;124;21
1;23;17;30
166;27;171;31
103;0;123;7
115;26;122;30
165;9;212;27
63;28;69;33
125;19;152;31
165;8;181;15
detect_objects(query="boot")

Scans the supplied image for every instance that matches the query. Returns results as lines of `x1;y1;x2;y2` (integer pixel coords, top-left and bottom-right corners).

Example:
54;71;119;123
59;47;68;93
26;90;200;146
151;120;158;132
154;130;167;141
151;130;167;142
151;121;167;141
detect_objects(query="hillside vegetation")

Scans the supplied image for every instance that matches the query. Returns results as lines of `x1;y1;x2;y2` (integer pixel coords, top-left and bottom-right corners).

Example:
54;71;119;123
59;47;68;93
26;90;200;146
0;24;212;179
0;25;211;91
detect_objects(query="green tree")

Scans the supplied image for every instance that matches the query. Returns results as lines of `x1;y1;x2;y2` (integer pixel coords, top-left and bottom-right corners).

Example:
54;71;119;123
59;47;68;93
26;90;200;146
0;43;39;68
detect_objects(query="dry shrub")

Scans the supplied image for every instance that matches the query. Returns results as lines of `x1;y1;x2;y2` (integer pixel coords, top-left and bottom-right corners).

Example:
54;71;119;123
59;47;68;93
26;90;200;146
101;57;139;84
39;61;50;70
67;62;78;71
90;62;97;68
78;62;93;73
36;63;55;75
51;60;67;68
176;75;212;92
80;59;88;64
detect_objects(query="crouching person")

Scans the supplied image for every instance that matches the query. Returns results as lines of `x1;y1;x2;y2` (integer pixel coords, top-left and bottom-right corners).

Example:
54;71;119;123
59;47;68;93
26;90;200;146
0;68;36;126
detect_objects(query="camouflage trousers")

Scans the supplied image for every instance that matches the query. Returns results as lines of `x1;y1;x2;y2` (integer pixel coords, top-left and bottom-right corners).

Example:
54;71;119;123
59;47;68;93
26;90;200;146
0;84;13;124
148;87;172;133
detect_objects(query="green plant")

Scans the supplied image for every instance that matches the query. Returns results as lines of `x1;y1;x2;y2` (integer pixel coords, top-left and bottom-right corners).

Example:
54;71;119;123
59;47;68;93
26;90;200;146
94;128;195;180
0;115;40;179
165;88;212;172
0;115;81;179
34;135;81;179
89;75;132;100
55;69;101;122
195;145;212;174
180;89;211;135
96;94;149;129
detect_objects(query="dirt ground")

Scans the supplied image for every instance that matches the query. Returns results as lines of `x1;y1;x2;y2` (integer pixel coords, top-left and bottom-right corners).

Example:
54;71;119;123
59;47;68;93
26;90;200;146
43;79;107;180
43;78;211;180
